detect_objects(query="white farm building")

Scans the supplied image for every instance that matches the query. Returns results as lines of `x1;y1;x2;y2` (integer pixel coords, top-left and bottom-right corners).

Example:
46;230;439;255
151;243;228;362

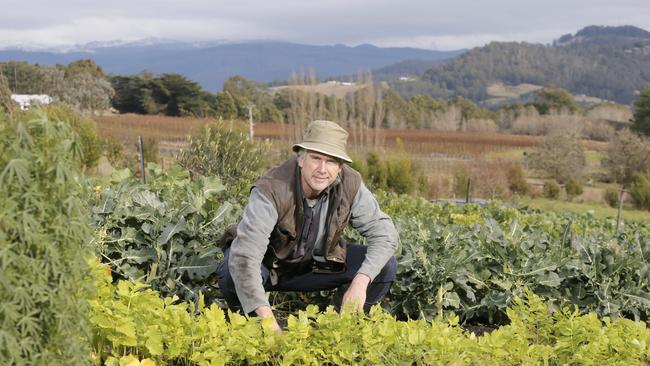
10;94;53;110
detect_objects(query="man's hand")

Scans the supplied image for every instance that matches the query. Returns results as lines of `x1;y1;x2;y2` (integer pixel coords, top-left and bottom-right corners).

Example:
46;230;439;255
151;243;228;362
255;306;283;334
341;273;371;311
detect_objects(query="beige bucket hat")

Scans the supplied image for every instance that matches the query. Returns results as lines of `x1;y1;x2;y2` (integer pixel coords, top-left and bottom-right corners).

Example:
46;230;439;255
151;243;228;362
292;120;352;163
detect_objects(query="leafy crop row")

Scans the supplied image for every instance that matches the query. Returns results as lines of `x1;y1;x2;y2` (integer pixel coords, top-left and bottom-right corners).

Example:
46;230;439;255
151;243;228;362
370;192;650;322
89;259;650;366
93;164;650;325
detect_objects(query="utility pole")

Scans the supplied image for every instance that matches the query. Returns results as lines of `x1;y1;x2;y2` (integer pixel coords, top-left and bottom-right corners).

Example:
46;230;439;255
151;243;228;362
616;187;626;233
248;104;254;141
138;136;146;184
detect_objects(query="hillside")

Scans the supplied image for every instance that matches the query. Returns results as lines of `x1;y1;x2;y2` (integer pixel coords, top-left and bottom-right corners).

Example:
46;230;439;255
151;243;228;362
415;25;650;105
0;41;460;92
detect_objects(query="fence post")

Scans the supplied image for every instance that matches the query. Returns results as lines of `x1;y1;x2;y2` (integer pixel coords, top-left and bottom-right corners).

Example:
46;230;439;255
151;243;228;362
615;187;626;233
138;136;146;184
465;177;471;203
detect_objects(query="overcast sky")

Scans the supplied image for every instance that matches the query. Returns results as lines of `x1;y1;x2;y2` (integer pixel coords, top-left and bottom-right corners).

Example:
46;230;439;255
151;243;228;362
2;0;650;50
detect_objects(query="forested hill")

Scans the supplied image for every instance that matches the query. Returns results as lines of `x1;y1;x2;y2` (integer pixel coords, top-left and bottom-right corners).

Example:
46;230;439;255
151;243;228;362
419;25;650;105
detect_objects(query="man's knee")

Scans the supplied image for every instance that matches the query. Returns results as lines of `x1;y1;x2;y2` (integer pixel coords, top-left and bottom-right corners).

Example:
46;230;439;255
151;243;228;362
217;253;234;292
377;256;397;283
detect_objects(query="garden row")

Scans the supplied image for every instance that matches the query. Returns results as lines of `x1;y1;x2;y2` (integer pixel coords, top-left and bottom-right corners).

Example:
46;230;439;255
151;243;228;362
89;258;650;365
93;162;650;324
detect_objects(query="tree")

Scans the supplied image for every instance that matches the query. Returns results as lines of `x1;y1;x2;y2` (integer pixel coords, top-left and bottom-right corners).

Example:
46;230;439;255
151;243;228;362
632;84;650;136
533;86;579;115
65;59;105;79
159;73;206;116
215;91;238;119
0;72;15;111
525;132;586;183
62;60;114;114
602;129;650;184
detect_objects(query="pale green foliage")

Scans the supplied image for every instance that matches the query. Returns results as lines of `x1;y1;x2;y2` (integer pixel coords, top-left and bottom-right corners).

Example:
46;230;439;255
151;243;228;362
89;262;650;365
525;132;586;183
0;109;93;364
177;121;269;202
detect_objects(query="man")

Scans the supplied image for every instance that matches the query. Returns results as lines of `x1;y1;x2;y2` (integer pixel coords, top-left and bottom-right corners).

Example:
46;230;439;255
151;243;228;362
218;120;398;332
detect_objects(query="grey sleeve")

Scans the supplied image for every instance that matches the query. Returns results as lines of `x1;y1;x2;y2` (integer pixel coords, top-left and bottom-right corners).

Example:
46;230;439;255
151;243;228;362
228;188;278;314
349;183;399;281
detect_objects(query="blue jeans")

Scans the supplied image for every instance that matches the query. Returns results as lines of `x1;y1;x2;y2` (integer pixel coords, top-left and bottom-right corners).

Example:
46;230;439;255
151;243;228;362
218;244;397;313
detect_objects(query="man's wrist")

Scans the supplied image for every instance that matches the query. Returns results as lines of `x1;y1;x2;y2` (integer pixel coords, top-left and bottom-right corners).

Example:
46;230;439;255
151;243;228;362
255;305;275;319
351;273;371;287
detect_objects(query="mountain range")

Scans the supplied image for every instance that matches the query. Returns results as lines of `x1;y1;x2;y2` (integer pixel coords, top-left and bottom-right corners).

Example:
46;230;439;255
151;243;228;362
0;40;463;92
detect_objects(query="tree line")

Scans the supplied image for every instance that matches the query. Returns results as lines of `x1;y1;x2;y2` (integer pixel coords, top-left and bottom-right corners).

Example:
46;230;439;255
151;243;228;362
3;59;650;142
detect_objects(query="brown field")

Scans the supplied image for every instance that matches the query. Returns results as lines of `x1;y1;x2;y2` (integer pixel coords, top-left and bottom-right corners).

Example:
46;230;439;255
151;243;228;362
94;114;608;163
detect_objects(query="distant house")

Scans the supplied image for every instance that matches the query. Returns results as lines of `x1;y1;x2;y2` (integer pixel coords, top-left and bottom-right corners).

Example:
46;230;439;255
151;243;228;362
399;76;416;82
10;94;53;110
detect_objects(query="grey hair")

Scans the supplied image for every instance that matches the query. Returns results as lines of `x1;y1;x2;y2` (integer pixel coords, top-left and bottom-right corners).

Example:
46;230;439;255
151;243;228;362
296;148;307;162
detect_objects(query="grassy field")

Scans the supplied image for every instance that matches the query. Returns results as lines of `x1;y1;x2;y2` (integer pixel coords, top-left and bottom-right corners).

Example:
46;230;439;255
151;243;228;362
519;197;650;222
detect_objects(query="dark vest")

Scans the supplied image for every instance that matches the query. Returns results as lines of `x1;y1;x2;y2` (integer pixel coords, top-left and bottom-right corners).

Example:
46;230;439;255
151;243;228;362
223;155;362;274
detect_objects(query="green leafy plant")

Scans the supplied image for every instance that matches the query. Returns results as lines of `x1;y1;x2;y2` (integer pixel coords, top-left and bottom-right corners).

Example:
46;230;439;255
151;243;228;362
0;109;93;365
92;163;239;305
364;191;650;323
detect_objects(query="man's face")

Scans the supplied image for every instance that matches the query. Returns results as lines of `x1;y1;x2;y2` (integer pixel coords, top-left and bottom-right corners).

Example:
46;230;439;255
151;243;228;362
298;150;342;198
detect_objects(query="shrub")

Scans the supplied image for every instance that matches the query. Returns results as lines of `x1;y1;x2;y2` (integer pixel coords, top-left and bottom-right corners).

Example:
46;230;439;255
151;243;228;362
44;104;103;168
386;153;418;194
506;163;529;195
452;167;472;198
101;135;139;171
0;109;93;364
348;152;368;180
363;149;425;196
603;188;620;207
564;177;584;199
630;173;650;210
140;137;160;164
543;180;560;199
365;150;388;189
177;121;269;202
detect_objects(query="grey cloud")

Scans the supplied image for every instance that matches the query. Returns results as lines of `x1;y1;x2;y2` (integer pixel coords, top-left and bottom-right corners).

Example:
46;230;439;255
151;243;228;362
1;0;649;49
